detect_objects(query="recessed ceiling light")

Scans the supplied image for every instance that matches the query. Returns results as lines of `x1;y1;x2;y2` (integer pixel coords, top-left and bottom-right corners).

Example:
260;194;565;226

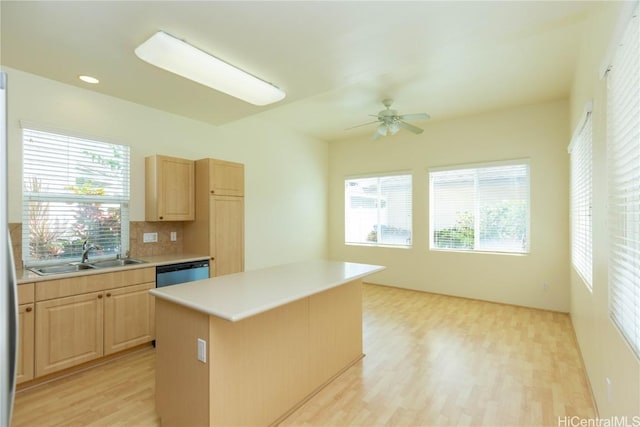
79;75;100;84
134;31;286;106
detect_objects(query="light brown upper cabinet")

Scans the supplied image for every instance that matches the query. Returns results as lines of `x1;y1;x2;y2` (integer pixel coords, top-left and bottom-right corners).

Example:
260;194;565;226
184;158;245;277
145;155;195;221
209;159;244;196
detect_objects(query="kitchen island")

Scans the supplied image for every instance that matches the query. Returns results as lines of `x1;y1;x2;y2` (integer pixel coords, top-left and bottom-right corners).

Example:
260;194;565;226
149;259;384;427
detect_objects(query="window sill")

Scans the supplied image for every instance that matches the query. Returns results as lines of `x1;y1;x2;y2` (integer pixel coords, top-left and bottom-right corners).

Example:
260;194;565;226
345;243;412;250
429;248;529;256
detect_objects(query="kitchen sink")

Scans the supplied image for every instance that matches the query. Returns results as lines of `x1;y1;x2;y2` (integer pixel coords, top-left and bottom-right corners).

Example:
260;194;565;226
30;263;97;275
89;258;145;268
28;258;146;276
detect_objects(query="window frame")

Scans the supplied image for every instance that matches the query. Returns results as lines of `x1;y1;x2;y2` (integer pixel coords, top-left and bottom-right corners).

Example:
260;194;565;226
21;125;131;267
568;102;594;290
605;4;640;359
344;172;413;248
428;159;531;255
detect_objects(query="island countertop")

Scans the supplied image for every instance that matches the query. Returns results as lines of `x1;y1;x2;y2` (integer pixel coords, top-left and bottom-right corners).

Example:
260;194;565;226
149;259;384;322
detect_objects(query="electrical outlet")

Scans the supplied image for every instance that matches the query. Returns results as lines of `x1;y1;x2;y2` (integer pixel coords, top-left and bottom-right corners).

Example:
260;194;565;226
170;231;177;242
543;282;548;291
143;232;158;243
197;338;207;363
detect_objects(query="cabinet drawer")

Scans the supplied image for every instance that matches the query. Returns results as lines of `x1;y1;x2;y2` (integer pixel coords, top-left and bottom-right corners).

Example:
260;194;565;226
102;267;155;290
18;282;35;304
36;267;155;300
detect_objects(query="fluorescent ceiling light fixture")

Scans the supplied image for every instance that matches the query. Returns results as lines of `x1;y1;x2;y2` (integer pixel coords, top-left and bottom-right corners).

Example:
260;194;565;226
79;75;99;84
135;31;286;106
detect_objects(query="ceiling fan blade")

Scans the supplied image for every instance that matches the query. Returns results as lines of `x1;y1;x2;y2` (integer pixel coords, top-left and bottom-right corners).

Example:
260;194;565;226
398;121;424;134
345;120;379;130
399;113;430;121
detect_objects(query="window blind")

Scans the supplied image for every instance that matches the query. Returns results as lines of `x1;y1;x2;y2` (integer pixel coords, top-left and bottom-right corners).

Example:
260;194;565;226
607;7;640;358
569;106;593;289
345;174;412;246
22;128;130;265
430;162;530;254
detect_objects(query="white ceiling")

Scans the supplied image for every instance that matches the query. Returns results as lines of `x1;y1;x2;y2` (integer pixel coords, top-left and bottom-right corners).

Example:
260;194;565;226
0;1;594;142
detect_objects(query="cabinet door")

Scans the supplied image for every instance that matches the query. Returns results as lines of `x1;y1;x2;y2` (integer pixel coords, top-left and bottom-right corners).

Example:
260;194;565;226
104;282;155;355
210;196;244;276
146;155;195;221
16;304;34;384
35;292;104;377
209;160;244;196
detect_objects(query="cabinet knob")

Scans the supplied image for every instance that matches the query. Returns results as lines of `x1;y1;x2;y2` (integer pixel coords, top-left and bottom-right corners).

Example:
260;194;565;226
211;257;215;261
98;294;103;299
159;216;164;220
210;190;215;194
106;293;112;297
26;306;33;312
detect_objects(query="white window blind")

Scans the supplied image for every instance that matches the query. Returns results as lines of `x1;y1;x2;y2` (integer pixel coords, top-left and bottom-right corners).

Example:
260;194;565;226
22;128;130;265
607;6;640;358
569;105;593;289
430;162;530;254
345;174;412;246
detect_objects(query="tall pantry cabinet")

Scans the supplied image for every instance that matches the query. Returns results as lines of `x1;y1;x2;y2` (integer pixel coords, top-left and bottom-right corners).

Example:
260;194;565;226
184;159;244;277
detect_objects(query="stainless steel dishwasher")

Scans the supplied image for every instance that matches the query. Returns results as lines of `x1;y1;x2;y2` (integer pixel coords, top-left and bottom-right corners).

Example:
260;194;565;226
156;260;210;287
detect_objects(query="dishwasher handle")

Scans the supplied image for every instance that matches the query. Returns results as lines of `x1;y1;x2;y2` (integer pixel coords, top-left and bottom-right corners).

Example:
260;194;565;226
156;260;209;274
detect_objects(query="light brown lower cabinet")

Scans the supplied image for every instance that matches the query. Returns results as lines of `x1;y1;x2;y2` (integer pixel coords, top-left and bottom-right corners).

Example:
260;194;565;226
17;282;35;384
16;303;35;384
35;291;105;377
104;282;155;355
32;268;156;379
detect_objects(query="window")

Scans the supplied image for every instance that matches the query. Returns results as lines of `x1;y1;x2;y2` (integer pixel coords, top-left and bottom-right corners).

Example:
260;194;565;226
607;6;640;358
22;127;130;265
345;174;412;246
569;104;593;289
429;161;530;253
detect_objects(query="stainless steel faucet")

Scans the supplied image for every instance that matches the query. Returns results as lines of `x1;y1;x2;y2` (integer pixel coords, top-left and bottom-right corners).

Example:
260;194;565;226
81;240;100;263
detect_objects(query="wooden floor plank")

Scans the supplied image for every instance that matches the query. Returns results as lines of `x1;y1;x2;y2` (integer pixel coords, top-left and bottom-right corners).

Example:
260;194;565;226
11;284;596;426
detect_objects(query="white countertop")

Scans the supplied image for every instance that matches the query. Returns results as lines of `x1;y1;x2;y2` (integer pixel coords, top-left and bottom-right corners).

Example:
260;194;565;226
149;260;385;322
17;253;209;284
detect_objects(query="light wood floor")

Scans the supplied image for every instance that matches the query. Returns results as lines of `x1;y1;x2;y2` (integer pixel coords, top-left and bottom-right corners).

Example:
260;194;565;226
11;284;596;427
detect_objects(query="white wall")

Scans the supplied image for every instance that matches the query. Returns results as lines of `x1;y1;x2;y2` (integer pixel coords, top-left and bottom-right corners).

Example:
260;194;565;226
569;1;639;417
329;99;570;312
4;67;328;270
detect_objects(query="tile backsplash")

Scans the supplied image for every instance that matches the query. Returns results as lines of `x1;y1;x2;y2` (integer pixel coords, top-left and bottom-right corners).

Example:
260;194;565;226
10;221;185;268
129;221;184;258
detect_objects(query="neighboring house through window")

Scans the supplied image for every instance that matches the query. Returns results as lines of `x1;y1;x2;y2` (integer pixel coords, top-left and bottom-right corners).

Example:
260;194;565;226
429;161;530;254
345;173;412;247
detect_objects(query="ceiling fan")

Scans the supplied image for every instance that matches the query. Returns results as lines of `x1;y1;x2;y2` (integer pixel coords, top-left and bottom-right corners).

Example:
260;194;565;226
348;99;430;140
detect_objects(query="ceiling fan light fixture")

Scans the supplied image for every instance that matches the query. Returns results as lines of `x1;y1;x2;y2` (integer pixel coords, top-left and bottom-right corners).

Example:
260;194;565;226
134;31;286;106
376;123;388;136
388;121;400;135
